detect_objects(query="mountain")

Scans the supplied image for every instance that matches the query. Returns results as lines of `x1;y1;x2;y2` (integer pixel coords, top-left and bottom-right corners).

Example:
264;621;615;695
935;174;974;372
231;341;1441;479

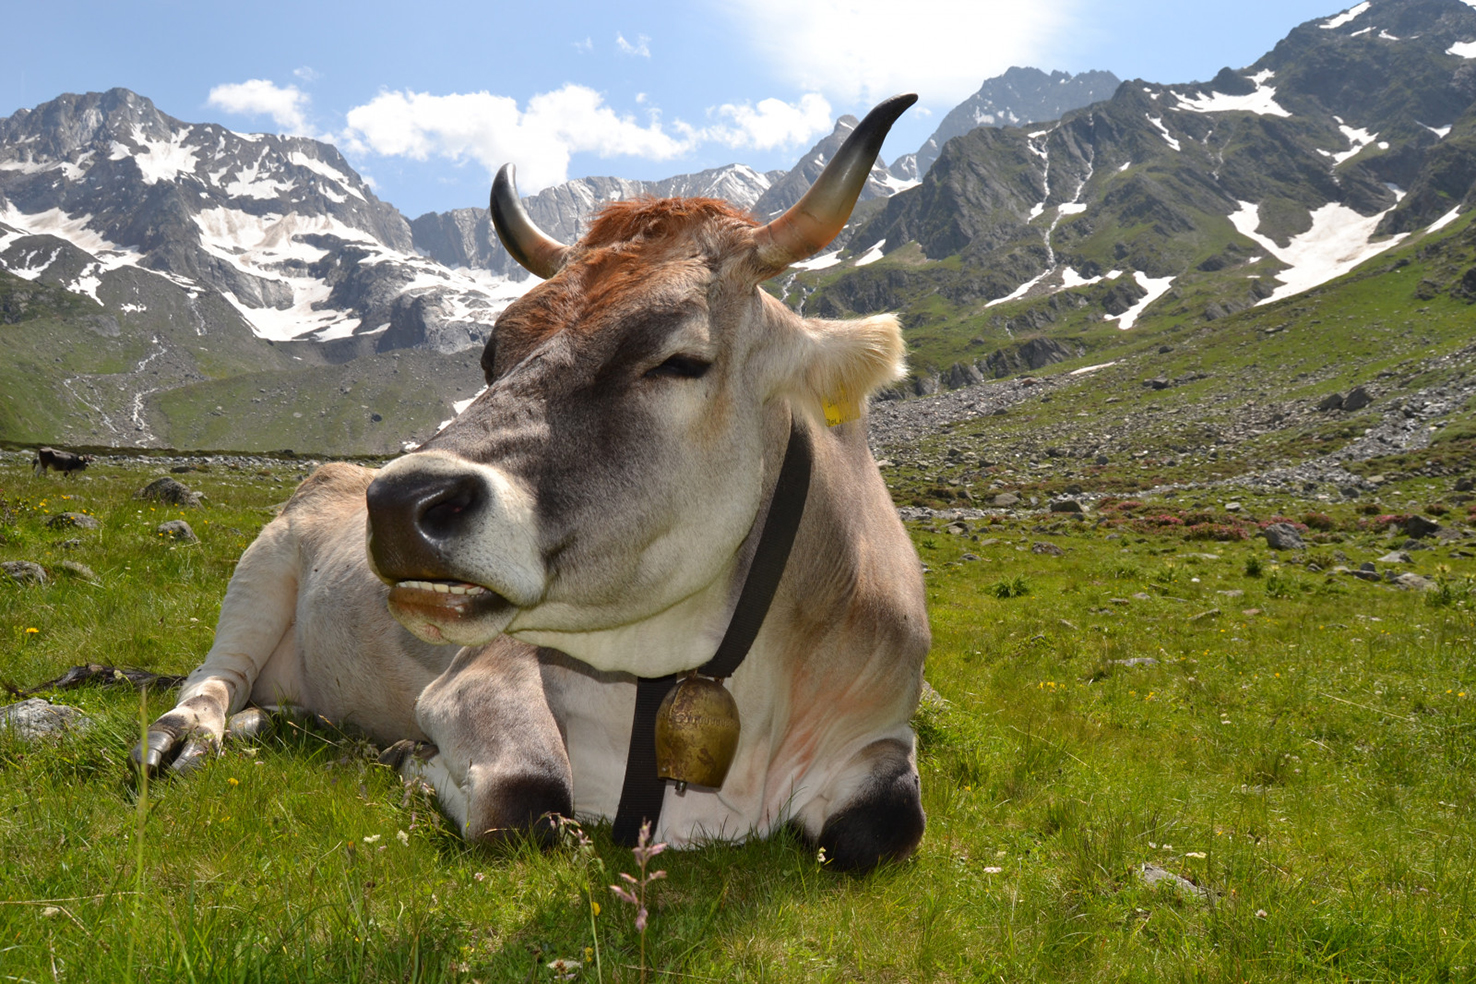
410;164;780;275
795;0;1476;394
913;67;1122;176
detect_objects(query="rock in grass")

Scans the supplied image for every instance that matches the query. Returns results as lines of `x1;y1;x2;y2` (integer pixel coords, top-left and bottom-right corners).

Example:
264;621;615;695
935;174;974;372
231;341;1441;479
1378;551;1413;564
1402;516;1441;539
1032;541;1066;556
2;561;48;585
1049;498;1084;513
156;520;199;543
993;492;1021;507
0;699;93;740
46;512;100;530
1262;523;1305;551
135;477;204;508
1139;863;1212;903
1393;572;1438;591
56;560;98;581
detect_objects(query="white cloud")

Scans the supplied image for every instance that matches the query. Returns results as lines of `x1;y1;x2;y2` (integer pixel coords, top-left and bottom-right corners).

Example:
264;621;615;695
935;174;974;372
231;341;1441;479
715;0;1079;107
704;94;833;150
293;66;321;83
207;79;311;134
616;33;652;57
340;84;696;193
573;37;593;53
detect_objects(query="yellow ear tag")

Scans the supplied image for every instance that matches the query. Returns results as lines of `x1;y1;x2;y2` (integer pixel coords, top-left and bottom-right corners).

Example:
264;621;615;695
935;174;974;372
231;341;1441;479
822;384;861;427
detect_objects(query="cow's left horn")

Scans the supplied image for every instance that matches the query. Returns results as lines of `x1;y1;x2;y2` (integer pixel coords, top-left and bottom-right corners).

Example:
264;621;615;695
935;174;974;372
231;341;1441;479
752;93;918;272
491;164;569;280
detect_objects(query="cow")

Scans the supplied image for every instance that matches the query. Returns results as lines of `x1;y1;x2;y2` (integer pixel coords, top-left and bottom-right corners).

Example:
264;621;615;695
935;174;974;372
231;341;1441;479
133;94;927;871
363;93;930;870
33;447;94;477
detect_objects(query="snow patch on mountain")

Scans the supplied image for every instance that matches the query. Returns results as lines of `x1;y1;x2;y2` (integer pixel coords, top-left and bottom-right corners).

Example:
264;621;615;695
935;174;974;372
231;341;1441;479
1146;116;1182;151
1108;272;1175;330
1321;3;1371;30
1171;76;1291;117
1448;40;1476;58
1230;200;1407;305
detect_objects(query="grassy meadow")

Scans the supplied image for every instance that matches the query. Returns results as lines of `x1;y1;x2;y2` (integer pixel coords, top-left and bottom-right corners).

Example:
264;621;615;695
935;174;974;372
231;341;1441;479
2;453;1474;982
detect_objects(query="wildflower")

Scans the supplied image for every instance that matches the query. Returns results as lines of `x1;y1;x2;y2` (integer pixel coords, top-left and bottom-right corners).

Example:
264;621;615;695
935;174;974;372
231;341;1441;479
982;866;1003;874
546;958;581;981
25;628;38;634
473;872;485;882
397;829;409;846
227;777;239;787
363;834;381;844
1185;851;1206;859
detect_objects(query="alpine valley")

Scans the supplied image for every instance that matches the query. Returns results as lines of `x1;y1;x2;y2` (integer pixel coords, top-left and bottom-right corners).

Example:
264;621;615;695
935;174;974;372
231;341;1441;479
3;0;1476;490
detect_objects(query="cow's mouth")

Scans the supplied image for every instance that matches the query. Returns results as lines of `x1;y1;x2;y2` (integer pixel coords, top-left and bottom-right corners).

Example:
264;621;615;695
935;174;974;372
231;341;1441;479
386;579;516;645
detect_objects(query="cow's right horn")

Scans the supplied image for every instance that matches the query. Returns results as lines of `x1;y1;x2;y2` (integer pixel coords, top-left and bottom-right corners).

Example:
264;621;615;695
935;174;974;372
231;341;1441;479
491;164;569;280
751;93;918;273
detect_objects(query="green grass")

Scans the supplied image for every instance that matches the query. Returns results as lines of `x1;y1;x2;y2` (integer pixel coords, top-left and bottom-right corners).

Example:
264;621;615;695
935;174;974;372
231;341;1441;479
3;457;1475;981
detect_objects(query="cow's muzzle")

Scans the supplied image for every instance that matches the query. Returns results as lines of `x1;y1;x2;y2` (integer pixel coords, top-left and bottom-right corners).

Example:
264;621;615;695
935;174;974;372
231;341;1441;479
365;452;544;645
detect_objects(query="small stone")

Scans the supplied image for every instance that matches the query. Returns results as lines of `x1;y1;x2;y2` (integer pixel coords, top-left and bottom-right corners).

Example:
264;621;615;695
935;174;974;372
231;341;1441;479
1031;541;1065;556
2;561;48;585
135;477;205;508
1049;498;1084;514
1188;608;1222;623
1138;863;1211;902
45;512;100;530
1402;516;1441;539
1262;523;1305;551
1111;657;1159;668
961;553;980;562
156;520;199;543
1242;608;1262;616
0;699;93;741
1378;551;1413;564
1393;572;1437;592
56;560;98;581
993;492;1021;507
1224;502;1241;512
1342;385;1374;411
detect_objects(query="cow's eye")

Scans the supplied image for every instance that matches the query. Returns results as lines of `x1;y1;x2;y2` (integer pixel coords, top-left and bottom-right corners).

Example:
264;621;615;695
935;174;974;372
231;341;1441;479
645;355;711;380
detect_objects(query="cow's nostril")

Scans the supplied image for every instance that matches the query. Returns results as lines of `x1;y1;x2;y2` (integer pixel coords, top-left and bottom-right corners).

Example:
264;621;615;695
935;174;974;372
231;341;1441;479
367;468;485;581
420;484;477;538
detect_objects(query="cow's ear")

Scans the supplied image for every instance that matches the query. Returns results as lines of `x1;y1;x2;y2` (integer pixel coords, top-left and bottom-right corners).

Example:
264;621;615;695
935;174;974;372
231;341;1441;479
772;312;907;424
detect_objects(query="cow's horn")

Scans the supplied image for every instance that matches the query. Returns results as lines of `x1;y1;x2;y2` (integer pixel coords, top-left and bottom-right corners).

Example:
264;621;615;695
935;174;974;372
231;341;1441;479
490;164;569;280
752;93;918;271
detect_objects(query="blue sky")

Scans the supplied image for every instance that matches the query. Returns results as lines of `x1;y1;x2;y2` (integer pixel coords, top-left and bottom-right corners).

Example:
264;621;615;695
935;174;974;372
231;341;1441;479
3;0;1355;218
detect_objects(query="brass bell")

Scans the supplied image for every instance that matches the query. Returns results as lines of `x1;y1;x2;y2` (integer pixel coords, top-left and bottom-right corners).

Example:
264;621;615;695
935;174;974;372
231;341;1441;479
654;675;741;791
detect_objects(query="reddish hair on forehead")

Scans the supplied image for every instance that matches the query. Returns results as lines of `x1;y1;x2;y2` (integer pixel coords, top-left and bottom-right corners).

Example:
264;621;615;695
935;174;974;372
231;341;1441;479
581;196;757;250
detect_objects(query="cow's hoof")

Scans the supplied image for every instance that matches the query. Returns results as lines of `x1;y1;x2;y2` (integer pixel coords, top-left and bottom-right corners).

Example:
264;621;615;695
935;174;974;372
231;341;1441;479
225;707;272;742
128;728;180;779
817;761;925;873
378;739;438;769
170;733;221;774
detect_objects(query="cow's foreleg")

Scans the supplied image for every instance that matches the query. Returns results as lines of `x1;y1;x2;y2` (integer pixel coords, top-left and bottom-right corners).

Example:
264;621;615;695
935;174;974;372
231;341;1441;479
130;521;300;776
807;736;925;872
388;640;573;846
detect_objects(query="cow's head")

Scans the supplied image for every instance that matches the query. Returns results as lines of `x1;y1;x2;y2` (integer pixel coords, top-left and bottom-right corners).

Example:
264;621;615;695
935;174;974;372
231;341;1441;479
365;96;915;673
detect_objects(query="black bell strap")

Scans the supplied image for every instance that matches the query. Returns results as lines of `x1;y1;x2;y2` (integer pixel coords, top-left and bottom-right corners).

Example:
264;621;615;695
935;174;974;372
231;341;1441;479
611;417;813;846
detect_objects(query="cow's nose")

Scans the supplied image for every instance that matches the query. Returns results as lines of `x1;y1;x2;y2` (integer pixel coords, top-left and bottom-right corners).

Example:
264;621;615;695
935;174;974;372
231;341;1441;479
366;468;484;581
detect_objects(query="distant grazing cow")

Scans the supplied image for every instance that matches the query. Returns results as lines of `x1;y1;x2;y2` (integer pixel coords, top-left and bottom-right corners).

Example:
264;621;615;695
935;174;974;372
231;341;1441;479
33;447;94;477
135;95;927;871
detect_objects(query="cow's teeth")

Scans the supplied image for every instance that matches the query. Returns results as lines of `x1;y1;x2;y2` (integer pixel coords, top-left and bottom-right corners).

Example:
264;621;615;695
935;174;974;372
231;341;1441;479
449;585;466;595
432;582;450;593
